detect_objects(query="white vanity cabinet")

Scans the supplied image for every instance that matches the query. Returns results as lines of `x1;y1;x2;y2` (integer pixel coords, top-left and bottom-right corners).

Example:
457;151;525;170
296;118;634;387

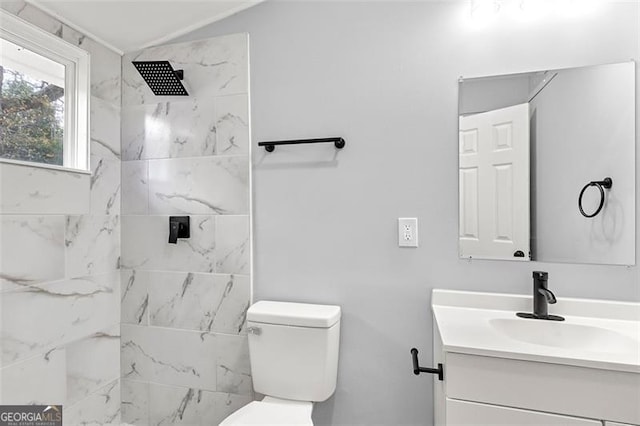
446;399;601;425
431;289;640;426
434;351;640;426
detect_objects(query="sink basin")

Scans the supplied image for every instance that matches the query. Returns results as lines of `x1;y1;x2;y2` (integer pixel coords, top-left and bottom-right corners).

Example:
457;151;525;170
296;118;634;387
432;289;640;372
489;317;639;354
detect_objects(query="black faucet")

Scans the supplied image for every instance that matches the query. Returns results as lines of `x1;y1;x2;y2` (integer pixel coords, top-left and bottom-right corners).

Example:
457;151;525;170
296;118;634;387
517;271;564;321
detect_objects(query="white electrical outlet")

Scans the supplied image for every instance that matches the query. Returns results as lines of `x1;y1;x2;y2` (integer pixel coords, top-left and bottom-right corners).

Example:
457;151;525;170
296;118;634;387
398;218;418;247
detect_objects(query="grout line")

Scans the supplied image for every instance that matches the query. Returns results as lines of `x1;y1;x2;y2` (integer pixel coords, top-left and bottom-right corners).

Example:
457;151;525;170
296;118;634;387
119;269;250;279
1;270;121;294
65;377;121;411
0;321;121;371
0;213;120;217
120;322;248;337
246;34;254;307
120;153;250;162
119;214;249;218
122;377;255;398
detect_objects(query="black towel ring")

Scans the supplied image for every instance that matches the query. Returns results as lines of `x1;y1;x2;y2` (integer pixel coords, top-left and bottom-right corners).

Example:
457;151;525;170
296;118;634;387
578;177;612;218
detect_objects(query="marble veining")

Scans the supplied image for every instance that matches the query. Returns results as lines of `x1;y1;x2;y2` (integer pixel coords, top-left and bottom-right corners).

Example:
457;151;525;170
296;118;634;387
66;325;120;405
0;215;65;290
121;269;150;325
121;379;149;425
121;99;217;161
151;385;211;426
0;164;90;215
90;156;121;215
65;215;120;278
64;379;121;426
91;97;121;161
215;334;252;395
148;156;249;215
121;161;149;215
215;215;250;275
213;392;255;424
121;215;216;273
1;273;119;366
215;94;250;155
149;272;249;333
0;347;66;405
121;325;217;391
146;382;252;426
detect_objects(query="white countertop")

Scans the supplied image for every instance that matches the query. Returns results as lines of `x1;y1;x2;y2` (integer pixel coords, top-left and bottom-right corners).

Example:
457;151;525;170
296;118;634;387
432;289;640;373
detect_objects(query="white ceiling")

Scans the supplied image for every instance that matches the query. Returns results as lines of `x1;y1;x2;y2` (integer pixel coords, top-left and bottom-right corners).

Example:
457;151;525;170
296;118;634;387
27;0;262;54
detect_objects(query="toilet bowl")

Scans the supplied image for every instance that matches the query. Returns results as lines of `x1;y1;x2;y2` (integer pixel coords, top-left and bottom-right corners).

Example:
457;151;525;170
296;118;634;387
219;397;313;425
219;300;341;426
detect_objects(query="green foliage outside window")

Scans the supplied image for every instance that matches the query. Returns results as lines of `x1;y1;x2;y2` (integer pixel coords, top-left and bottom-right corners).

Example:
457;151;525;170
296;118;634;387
0;65;64;166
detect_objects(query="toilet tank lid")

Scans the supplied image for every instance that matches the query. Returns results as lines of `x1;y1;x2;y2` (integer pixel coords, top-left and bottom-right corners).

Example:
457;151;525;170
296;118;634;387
248;301;341;328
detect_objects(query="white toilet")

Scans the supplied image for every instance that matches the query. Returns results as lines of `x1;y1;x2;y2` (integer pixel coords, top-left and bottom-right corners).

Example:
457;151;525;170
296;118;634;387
220;300;341;425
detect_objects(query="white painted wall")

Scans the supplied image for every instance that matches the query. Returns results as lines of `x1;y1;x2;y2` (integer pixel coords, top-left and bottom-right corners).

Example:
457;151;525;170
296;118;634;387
176;2;640;425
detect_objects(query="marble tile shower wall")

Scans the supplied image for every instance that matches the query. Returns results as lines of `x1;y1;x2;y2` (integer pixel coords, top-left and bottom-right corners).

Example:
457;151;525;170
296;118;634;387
0;2;121;424
120;34;253;425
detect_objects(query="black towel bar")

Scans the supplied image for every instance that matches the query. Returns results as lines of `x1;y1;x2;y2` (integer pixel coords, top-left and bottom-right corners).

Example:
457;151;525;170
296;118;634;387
258;137;345;152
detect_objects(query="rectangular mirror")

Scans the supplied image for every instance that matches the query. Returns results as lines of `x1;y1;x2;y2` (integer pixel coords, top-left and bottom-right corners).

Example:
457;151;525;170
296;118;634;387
458;61;635;265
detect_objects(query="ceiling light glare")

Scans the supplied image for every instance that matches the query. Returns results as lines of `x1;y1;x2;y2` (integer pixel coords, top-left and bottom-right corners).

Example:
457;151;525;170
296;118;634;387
500;0;528;19
519;0;551;19
554;0;598;18
471;0;500;21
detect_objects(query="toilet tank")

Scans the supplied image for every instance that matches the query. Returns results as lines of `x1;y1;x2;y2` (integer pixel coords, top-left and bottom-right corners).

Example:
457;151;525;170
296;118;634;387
247;301;341;402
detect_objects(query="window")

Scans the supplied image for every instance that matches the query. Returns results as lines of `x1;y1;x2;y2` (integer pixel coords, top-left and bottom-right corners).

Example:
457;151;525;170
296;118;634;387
0;11;89;172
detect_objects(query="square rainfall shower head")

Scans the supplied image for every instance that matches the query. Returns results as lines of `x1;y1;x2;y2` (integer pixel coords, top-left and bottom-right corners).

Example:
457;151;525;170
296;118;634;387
132;61;189;96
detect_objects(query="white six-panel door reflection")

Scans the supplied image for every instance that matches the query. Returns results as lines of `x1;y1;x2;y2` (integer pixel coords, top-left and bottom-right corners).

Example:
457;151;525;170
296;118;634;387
459;103;530;261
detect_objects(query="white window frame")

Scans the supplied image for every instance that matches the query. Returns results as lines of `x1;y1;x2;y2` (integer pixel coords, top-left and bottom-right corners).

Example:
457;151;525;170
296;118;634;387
0;10;90;173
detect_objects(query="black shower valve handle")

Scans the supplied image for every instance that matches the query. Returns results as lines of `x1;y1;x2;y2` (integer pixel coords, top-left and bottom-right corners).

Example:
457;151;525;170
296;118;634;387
168;216;190;244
